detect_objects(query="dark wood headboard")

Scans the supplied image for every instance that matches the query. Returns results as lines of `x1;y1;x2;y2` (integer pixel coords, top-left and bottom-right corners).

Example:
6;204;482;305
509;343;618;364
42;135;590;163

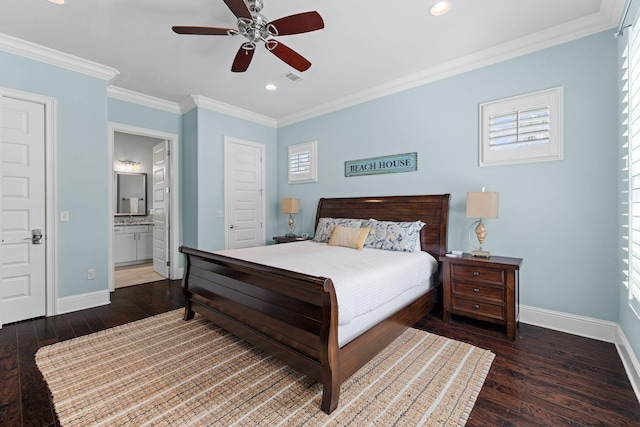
314;194;450;261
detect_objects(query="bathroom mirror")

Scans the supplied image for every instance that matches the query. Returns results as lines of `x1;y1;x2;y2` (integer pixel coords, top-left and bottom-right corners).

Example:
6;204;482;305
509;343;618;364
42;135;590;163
115;172;147;216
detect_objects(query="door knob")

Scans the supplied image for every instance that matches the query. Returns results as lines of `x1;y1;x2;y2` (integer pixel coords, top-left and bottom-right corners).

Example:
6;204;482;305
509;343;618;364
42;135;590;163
229;225;235;229
32;229;43;245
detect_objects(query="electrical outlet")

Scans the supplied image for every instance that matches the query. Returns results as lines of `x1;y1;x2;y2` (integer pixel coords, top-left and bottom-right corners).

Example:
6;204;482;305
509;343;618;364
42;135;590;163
87;269;96;280
60;211;69;222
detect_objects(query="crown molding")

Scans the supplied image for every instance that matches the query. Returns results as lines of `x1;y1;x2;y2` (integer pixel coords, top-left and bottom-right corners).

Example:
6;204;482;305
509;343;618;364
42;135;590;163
178;96;197;114
277;0;624;127
108;86;181;114
187;95;277;128
0;32;119;82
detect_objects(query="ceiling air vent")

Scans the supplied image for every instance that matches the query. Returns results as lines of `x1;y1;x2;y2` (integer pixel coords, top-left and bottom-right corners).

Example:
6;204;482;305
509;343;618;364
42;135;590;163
283;72;304;83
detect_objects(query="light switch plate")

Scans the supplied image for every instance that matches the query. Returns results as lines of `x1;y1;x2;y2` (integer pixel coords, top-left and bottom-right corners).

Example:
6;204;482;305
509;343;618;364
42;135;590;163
60;211;69;222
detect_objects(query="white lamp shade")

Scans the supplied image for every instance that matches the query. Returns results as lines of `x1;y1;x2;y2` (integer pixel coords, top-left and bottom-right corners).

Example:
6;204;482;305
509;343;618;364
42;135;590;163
281;198;300;214
466;192;499;219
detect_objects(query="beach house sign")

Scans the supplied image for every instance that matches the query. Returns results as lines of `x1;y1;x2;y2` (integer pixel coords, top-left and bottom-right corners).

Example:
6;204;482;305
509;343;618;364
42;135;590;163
345;152;417;177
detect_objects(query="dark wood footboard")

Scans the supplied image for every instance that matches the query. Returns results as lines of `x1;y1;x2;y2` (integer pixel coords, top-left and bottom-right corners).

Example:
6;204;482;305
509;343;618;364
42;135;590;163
179;245;342;413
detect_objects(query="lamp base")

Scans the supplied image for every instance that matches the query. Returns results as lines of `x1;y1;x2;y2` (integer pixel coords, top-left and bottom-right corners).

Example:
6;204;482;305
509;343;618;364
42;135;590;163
471;249;491;258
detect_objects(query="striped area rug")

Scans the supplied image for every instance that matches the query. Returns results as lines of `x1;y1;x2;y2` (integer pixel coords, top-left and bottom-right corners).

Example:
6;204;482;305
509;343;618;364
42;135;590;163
36;309;494;426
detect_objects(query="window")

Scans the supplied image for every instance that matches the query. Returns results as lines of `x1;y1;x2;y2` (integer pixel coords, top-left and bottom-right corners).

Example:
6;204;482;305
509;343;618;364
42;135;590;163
479;87;563;166
622;21;640;309
288;141;317;184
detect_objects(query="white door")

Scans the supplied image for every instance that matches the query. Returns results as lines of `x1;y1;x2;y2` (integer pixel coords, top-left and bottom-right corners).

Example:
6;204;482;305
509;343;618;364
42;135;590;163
1;97;46;325
152;141;169;277
225;138;265;249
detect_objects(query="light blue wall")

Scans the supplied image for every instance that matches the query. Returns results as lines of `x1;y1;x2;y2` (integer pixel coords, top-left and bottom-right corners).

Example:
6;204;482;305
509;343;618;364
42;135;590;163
278;31;619;323
182;108;199;248
618;12;640;368
193;107;277;252
0;51;110;298
107;98;181;135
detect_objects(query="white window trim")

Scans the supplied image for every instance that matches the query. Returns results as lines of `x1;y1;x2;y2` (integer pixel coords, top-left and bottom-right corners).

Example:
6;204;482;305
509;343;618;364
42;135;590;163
479;87;563;167
288;141;317;184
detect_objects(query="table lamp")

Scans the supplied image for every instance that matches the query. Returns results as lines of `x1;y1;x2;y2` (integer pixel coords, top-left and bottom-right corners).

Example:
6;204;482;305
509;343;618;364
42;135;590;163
466;189;499;258
281;197;300;237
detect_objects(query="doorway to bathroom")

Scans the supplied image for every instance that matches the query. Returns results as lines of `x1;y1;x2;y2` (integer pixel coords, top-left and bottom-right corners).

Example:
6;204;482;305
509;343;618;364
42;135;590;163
108;123;180;292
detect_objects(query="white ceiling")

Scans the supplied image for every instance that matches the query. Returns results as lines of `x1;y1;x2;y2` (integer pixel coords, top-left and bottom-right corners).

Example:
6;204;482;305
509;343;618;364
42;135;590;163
0;0;624;124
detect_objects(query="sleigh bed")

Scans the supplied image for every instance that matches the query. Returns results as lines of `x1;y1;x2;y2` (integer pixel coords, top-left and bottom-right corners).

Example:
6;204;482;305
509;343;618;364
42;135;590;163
179;194;450;414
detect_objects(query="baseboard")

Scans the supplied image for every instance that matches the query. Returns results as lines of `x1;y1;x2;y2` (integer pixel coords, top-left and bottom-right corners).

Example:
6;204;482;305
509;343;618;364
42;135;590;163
520;304;618;343
616;326;640;403
520;304;640;403
56;289;110;315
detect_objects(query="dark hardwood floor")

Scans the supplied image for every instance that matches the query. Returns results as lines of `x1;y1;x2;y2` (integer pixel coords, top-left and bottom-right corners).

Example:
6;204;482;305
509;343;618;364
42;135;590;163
1;280;638;426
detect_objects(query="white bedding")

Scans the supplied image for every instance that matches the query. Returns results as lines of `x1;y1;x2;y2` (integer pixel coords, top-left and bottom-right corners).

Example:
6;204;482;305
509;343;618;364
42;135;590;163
215;241;437;342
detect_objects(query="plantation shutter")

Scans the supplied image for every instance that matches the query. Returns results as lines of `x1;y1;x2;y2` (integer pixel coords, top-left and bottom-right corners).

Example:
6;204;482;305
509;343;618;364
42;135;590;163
287;141;317;184
625;21;640;303
290;150;311;175
488;107;550;149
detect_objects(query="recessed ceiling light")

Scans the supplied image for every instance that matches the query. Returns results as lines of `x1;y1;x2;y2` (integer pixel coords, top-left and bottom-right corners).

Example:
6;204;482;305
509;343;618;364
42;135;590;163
48;0;66;4
430;1;452;16
265;84;277;91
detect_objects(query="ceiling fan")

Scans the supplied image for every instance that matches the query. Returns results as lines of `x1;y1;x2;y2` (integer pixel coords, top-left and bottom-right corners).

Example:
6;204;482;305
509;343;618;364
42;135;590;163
173;0;324;73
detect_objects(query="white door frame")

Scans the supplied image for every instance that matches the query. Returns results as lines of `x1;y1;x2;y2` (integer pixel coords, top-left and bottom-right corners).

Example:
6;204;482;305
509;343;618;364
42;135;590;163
107;123;180;292
224;136;266;249
0;87;57;327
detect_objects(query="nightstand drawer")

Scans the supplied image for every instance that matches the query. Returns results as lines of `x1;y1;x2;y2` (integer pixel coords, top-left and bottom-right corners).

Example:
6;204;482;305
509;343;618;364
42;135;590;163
452;264;504;284
452;297;504;321
452;281;503;302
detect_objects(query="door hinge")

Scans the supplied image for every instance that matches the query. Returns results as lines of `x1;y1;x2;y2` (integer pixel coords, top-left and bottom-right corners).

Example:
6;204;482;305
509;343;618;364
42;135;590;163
166;261;170;266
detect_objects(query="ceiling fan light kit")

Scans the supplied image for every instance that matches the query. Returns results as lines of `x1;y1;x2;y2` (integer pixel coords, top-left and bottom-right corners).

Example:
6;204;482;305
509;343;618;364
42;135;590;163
173;0;324;73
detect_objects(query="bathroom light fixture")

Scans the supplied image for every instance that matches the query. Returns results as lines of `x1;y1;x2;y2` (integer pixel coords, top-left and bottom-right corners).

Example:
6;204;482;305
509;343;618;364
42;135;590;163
430;1;452;16
120;160;140;171
265;84;277;91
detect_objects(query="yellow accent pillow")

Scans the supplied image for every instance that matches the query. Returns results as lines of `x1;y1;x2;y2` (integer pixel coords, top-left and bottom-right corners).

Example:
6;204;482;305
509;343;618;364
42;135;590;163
327;226;371;250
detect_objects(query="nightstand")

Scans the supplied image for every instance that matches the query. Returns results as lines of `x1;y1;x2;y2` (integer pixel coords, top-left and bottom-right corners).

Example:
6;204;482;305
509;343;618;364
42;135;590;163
439;253;522;339
273;235;311;244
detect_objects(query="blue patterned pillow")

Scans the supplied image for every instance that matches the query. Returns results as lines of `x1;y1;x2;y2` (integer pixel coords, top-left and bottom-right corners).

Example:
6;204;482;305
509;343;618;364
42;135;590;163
361;220;425;252
313;218;363;243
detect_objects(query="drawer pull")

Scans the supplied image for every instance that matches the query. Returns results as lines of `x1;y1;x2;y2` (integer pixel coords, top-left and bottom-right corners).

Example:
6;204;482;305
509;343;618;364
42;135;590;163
473;271;480;276
473;288;480;293
474;304;480;309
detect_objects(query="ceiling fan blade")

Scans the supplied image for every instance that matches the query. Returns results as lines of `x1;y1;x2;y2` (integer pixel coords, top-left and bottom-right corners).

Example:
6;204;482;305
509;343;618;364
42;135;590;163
267;11;324;36
265;40;311;72
172;26;237;36
231;45;255;72
223;0;252;20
